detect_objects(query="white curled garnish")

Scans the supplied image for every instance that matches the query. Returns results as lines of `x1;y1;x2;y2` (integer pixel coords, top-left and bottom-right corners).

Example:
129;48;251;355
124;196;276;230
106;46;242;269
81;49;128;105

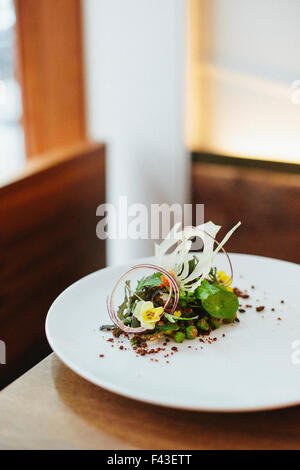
155;221;241;292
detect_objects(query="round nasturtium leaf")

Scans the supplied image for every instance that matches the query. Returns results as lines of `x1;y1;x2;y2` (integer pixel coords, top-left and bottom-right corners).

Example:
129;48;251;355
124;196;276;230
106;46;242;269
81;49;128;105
202;290;239;319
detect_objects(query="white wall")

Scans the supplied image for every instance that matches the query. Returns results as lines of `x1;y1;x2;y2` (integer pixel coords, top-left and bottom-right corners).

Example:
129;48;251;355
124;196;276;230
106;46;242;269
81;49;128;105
207;0;300;82
188;0;300;163
83;0;188;266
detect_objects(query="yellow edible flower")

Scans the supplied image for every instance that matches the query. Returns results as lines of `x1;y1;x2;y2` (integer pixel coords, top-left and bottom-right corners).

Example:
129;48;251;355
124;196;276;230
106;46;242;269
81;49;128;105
174;311;182;317
133;301;164;330
217;271;234;292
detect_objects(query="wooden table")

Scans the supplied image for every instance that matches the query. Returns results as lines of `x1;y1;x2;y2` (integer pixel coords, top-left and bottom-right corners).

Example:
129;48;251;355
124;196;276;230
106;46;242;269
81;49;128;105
0;354;300;450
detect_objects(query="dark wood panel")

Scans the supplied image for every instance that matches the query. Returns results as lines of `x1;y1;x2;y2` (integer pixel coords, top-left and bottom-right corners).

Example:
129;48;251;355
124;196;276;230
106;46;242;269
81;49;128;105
15;0;86;156
192;161;300;264
0;142;106;388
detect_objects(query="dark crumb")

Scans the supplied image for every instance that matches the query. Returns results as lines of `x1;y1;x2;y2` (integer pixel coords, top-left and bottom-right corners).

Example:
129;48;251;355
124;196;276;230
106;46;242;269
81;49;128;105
277;317;282;321
245;305;252;308
281;300;285;304
171;347;178;352
239;308;246;313
112;329;121;338
222;334;225;337
199;330;210;336
107;338;114;343
233;288;250;299
213;337;217;342
166;361;170;364
251;285;255;289
166;338;170;342
272;308;275;312
99;354;104;358
119;346;124;350
256;306;265;312
134;345;166;357
235;318;240;323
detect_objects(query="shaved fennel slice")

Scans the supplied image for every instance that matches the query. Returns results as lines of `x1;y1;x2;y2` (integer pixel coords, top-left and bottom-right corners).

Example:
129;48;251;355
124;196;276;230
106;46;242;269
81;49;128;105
154;222;182;272
155;221;241;292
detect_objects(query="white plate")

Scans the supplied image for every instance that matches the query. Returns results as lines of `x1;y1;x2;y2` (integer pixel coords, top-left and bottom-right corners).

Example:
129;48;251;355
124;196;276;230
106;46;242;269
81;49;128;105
46;254;300;412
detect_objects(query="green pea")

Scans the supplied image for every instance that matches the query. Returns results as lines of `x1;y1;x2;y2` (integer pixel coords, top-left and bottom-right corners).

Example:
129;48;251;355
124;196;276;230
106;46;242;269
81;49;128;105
174;331;185;343
186;325;198;340
197;318;210;331
210;317;222;330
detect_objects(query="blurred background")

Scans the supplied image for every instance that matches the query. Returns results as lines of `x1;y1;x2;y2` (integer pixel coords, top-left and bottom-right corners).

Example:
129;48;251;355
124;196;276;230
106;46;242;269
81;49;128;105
1;0;299;387
0;0;24;184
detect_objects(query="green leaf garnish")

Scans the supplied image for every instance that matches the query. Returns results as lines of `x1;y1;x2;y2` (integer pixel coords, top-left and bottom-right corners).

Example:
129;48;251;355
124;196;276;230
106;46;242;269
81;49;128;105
100;325;115;331
164;313;199;323
131;317;141;328
117;297;128;320
202;289;239;319
188;256;199;275
209;267;218;283
117;280;131;320
164;313;177;323
195;280;219;300
156;323;179;331
136;272;162;291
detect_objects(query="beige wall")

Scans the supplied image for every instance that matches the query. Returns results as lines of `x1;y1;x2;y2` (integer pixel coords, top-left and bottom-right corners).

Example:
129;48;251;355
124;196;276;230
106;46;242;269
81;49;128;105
187;0;300;164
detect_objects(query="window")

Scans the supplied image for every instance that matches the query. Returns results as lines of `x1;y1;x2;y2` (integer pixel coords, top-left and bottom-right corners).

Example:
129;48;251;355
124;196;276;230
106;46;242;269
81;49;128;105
0;0;25;184
0;0;105;388
187;0;300;164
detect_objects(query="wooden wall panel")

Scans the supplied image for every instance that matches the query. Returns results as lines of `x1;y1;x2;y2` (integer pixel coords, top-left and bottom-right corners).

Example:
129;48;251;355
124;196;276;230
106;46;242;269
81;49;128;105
192;161;300;264
15;0;86;156
0;142;105;388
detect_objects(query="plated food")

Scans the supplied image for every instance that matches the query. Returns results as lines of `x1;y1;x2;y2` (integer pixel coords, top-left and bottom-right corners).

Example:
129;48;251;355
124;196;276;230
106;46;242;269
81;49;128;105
46;248;299;411
102;221;243;345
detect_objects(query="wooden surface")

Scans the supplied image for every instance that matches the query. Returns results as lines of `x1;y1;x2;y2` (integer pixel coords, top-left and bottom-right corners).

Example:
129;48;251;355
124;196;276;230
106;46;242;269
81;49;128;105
0;353;300;450
15;0;86;156
192;161;300;264
0;142;106;389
